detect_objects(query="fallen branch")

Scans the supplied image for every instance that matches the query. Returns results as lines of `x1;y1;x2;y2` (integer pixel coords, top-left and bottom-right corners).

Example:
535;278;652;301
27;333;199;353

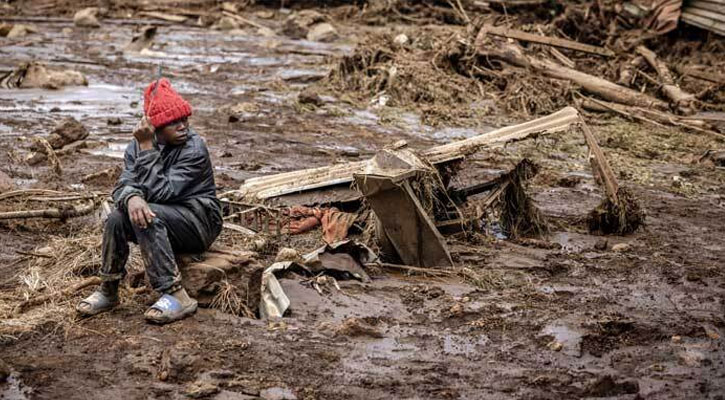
14;276;101;314
482;25;615;57
636;45;697;114
674;65;725;85
0;198;98;220
617;56;645;87
578;96;725;141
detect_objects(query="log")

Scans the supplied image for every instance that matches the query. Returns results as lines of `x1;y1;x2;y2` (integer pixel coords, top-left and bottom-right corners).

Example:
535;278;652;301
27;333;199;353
675;65;725;85
635;45;697;115
14;276;101;314
617;56;645;87
475;36;668;110
0;198;98;220
482;25;615;57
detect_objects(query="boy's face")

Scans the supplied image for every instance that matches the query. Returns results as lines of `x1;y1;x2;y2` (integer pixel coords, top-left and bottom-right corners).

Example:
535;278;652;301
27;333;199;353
156;117;189;146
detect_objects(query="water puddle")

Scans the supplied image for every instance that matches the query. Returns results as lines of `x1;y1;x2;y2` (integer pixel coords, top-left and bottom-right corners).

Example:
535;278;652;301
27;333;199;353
1;372;32;400
540;322;583;357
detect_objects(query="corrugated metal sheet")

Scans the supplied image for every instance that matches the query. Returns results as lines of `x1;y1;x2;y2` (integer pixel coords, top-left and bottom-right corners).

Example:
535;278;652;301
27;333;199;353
682;0;725;35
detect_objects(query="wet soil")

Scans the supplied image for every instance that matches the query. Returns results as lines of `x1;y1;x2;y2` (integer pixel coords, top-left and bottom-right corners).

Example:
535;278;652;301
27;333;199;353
1;4;725;400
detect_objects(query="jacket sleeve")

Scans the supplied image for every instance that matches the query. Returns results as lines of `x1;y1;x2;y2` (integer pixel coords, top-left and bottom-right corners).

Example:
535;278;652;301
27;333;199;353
112;143;145;212
132;147;209;204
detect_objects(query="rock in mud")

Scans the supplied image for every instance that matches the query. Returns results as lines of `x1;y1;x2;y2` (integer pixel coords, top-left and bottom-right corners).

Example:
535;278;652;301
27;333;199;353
185;381;220;398
158;347;199;382
393;33;409;46
74;7;101;28
612;243;630;252
218;102;260;123
214;16;240;31
335;317;383;338
6;24;36;38
3;62;87;90
260;387;297;400
282;10;327;39
306;23;337;42
297;89;324;107
48;117;89;149
0;170;14;193
275;247;300;262
583;375;639;397
124;26;156;53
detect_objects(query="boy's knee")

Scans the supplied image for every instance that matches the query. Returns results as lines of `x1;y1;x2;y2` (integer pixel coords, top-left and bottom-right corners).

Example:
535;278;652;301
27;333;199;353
105;210;129;233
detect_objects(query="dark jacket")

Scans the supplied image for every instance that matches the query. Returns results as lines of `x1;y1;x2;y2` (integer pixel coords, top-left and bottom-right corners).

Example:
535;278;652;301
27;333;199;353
112;128;222;224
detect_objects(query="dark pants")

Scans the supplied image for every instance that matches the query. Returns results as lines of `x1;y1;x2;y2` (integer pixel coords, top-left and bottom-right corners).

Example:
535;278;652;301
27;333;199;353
100;202;220;293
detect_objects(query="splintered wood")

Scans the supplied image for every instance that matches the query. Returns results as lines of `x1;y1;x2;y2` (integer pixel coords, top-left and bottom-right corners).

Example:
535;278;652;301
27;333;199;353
234;107;580;201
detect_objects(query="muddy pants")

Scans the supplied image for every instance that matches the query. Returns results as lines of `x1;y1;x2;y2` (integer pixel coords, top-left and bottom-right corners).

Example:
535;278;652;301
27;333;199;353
99;202;220;293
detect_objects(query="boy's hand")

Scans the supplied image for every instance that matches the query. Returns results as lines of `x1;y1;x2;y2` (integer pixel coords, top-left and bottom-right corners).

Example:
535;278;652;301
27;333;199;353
127;196;156;229
133;117;154;150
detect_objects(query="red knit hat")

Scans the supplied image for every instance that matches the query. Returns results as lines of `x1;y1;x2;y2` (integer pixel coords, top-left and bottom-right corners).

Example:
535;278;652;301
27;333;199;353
143;78;192;128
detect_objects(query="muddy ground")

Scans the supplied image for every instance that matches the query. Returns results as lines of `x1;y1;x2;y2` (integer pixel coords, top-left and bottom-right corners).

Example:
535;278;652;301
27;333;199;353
1;1;725;399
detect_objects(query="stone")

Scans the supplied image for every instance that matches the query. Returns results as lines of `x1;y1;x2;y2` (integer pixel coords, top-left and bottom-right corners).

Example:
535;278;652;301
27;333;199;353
594;239;608;251
74;7;101;28
0;170;14;193
393;33;409;46
306;22;337;42
214;16;240;31
257;26;276;37
274;247;300;263
47;117;89;149
16;62;88;90
612;243;631;252
185;381;220;398
297;89;324;107
283;10;326;39
6;24;36;38
260;387;297;400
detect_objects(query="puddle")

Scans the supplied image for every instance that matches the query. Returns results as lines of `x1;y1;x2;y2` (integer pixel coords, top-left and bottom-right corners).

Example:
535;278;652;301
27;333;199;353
85;141;128;159
1;372;32;400
364;337;419;361
541;322;583;357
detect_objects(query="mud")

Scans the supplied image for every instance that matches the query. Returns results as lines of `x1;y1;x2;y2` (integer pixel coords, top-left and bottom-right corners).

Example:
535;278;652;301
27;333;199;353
1;1;725;399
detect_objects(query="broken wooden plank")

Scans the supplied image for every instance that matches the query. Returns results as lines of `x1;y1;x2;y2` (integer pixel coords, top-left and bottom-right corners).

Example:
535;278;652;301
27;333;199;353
136;11;188;23
579;118;619;205
681;11;725;36
234;107;580;201
355;172;453;268
635;45;696;114
482;25;615;57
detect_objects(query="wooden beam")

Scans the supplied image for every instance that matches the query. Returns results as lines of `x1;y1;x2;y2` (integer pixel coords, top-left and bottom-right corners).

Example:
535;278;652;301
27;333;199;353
482;25;615;57
234;107;580;200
